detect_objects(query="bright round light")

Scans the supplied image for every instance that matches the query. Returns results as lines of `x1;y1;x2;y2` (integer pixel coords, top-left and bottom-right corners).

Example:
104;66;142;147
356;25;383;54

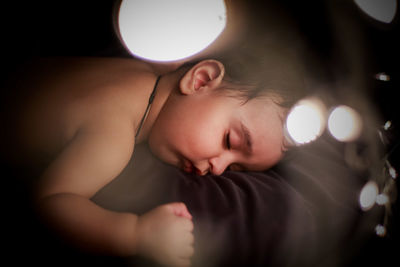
354;0;397;24
384;120;392;130
328;105;363;142
359;181;378;211
376;193;389;205
285;98;326;145
375;224;386;237
117;0;227;62
375;72;391;81
389;166;397;179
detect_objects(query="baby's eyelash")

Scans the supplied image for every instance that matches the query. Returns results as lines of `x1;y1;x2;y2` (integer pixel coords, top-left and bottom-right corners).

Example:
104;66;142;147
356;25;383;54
226;132;231;150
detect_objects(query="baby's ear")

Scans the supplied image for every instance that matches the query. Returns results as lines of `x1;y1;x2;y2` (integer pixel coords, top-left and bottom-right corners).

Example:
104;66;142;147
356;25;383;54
179;60;225;95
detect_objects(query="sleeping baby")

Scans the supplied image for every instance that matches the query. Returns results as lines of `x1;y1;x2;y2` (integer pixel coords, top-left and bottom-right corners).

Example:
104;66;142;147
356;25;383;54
2;41;306;267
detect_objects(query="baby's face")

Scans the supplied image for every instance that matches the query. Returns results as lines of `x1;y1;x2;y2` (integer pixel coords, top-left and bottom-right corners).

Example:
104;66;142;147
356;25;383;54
148;91;287;175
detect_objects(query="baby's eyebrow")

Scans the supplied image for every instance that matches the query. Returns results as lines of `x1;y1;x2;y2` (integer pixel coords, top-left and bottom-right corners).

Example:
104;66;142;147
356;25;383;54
241;122;253;155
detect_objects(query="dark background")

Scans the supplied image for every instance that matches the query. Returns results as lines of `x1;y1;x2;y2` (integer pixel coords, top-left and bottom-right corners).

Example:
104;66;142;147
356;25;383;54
1;0;399;129
1;0;399;266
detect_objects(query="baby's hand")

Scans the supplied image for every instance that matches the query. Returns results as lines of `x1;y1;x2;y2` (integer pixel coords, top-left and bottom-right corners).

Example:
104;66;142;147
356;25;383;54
135;202;194;267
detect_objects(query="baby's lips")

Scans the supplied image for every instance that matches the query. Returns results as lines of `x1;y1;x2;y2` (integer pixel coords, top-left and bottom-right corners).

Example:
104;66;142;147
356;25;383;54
182;158;208;176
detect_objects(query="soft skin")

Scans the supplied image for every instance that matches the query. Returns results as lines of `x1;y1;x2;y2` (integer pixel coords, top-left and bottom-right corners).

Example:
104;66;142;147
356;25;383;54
5;57;194;267
4;57;286;267
148;60;287;176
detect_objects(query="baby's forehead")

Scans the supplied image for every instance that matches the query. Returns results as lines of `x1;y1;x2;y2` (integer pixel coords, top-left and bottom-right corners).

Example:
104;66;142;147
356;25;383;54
236;97;286;130
242;95;288;116
224;87;286;108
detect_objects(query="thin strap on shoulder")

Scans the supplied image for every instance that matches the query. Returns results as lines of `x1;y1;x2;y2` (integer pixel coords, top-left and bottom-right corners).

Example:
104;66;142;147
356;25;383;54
135;75;161;139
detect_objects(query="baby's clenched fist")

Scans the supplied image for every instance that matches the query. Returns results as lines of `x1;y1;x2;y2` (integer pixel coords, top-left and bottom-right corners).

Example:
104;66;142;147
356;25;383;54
135;202;194;267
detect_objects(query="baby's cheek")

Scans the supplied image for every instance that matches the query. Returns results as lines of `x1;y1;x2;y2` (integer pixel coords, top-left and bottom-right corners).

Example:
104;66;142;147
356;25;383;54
187;135;218;159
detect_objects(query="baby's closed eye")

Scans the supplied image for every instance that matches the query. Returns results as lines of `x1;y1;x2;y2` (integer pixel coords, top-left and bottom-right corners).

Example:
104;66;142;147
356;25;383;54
225;132;231;150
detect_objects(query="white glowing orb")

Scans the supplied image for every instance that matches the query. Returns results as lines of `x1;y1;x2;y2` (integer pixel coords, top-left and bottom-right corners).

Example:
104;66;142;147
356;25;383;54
285;98;326;145
375;224;386;237
375;72;391;81
354;0;397;24
376;193;389;205
384;120;392;130
117;0;227;62
359;181;378;211
389;166;397;179
328;105;363;142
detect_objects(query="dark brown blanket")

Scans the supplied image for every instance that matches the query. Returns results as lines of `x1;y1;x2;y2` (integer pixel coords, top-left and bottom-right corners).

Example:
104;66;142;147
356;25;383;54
90;136;367;267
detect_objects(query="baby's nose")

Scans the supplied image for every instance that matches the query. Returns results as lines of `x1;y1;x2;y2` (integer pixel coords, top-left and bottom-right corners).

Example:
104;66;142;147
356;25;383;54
209;157;229;176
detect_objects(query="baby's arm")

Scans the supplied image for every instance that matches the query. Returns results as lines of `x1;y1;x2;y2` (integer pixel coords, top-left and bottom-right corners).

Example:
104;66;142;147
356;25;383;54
35;120;193;266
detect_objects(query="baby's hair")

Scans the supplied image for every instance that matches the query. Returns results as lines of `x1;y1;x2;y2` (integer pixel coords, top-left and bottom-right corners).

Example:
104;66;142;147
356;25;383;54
182;40;308;110
182;0;310;110
218;41;307;109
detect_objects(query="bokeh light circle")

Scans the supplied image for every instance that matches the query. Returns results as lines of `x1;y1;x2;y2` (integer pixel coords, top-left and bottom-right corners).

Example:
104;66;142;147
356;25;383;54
117;0;227;62
328;105;363;142
285;98;327;145
359;181;379;211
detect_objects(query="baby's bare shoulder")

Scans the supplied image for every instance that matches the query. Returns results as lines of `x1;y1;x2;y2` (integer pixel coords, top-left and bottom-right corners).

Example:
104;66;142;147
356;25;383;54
7;57;154;164
34;57;155;119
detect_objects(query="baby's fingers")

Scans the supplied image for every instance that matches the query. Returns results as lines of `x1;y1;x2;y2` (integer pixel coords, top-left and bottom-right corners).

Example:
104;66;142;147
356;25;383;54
180;244;194;259
167;202;192;220
177;232;194;260
183;231;194;245
181;217;194;232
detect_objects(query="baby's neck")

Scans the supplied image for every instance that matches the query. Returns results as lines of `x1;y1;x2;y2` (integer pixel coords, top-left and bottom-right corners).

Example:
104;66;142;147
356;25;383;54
135;68;184;143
